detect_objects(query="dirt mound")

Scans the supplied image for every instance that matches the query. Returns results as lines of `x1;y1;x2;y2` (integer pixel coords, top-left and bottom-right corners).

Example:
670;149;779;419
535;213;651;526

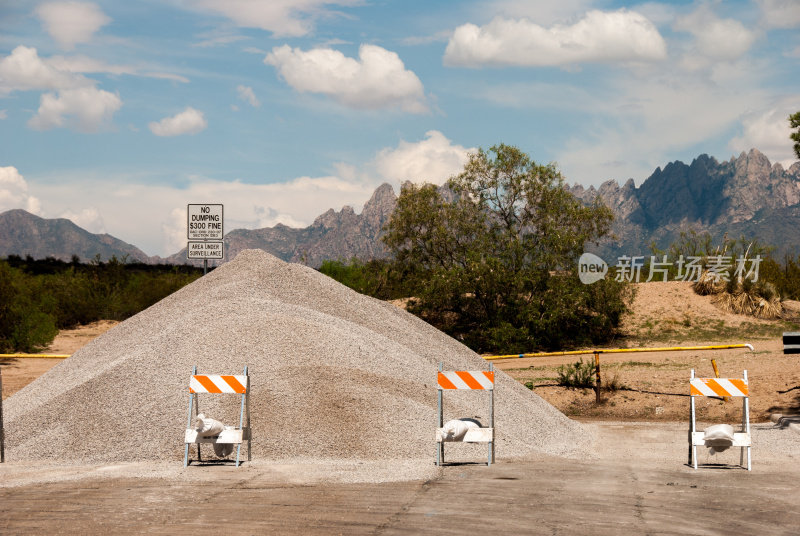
621;281;777;339
5;250;590;464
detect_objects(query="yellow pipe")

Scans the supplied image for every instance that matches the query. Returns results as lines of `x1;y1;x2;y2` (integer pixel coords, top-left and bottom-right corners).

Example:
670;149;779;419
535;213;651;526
0;354;70;359
484;343;754;361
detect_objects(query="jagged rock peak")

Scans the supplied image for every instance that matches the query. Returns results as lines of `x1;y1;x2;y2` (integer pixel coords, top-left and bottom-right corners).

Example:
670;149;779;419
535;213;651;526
313;208;339;229
362;183;397;218
368;182;396;202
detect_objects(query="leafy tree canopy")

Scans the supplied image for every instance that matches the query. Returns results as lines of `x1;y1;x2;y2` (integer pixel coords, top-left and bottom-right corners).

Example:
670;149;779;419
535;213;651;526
791;111;800;160
382;143;631;352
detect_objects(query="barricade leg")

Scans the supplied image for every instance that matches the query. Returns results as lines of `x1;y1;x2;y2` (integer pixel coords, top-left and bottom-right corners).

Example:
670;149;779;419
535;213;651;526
689;370;697;469
437;362;443;466
184;366;197;468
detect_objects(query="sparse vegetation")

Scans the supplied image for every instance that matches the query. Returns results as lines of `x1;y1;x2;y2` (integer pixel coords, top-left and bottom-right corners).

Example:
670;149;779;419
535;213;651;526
317;258;410;300
633;317;797;343
0;255;203;352
556;358;596;389
602;366;627;392
653;230;800;318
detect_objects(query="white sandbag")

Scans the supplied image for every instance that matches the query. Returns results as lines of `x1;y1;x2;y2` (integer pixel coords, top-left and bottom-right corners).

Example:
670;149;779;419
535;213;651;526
442;418;480;441
704;423;735;454
194;413;224;436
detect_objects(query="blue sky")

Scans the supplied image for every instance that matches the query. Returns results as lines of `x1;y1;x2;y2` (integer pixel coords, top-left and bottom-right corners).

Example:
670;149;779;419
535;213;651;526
0;0;798;257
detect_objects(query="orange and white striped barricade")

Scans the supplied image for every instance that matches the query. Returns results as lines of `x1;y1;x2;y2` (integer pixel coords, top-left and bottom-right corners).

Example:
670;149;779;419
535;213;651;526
689;369;751;471
436;362;495;466
183;365;251;467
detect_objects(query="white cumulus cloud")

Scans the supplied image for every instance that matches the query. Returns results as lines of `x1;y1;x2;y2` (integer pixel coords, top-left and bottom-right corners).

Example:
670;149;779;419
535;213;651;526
192;0;359;37
28;86;122;132
0;166;42;215
443;10;667;67
265;44;428;113
553;72;763;186
757;0;800;29
0;45;87;93
674;5;756;65
487;0;595;26
729;104;800;168
60;207;105;233
237;85;260;107
149;107;208;136
25;131;476;255
0;46;123;132
372;130;474;185
36;1;111;50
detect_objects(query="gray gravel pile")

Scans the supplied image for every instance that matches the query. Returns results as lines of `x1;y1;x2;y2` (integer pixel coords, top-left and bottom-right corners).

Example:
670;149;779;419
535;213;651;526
5;249;592;464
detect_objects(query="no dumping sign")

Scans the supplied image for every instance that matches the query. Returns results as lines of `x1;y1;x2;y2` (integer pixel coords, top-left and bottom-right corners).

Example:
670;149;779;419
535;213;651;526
187;204;223;240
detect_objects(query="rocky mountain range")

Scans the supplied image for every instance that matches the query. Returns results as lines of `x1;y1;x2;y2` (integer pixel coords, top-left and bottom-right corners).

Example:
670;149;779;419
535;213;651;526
163;182;397;267
569;149;800;259
2;149;799;267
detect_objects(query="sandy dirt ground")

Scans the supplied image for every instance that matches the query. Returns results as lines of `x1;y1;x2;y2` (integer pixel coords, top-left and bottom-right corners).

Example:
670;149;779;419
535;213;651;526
0;320;118;400
3;283;800;420
2;421;799;534
496;281;800;422
2;285;800;533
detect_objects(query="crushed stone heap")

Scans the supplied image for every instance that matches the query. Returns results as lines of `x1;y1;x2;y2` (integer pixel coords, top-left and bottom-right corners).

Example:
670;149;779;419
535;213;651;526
5;249;591;463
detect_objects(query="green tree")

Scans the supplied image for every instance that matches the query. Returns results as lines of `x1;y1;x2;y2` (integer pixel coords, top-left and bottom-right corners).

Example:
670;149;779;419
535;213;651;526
383;144;631;352
0;261;58;352
791;111;800;160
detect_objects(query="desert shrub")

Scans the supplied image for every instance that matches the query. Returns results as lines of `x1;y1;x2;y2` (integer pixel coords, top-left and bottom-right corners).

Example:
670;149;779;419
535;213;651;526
0;256;203;351
556;358;596;389
319;258;413;300
0;261;58;352
7;309;58;352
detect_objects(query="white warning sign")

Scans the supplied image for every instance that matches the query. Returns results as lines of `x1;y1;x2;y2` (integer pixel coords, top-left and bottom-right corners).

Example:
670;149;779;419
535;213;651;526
187;241;224;259
187;204;224;240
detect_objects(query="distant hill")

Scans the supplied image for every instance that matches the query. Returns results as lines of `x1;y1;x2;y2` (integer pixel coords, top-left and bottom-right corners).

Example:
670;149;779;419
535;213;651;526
5;149;800;268
0;209;155;263
196;148;800;266
164;182;398;268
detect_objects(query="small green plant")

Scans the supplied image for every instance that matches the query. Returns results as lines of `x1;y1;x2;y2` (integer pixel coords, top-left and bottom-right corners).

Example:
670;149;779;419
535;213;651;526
556;358;595;388
602;366;627;392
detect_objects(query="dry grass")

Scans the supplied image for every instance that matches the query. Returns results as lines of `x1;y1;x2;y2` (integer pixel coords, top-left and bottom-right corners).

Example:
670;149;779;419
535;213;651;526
694;271;784;320
713;291;783;319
